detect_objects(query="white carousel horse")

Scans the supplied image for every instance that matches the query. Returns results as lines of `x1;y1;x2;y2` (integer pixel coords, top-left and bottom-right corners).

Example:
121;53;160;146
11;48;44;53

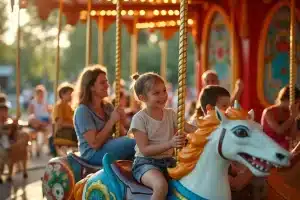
70;104;290;200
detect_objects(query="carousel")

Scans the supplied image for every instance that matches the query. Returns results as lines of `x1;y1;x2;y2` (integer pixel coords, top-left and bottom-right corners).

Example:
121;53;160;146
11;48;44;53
12;0;300;199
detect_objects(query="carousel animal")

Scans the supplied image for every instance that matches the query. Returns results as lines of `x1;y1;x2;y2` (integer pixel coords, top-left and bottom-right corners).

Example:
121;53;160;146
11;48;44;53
42;152;103;200
73;105;291;200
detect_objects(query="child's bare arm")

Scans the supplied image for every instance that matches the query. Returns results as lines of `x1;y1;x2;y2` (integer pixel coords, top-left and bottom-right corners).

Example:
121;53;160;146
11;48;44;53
133;129;185;157
264;110;295;135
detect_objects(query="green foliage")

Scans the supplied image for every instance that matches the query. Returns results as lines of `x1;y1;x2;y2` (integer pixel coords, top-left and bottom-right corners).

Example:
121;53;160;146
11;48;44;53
1;0;196;93
0;0;8;40
63;25;195;87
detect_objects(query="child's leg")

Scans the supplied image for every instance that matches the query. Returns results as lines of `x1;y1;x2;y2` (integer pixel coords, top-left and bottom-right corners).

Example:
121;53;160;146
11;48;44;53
141;169;168;200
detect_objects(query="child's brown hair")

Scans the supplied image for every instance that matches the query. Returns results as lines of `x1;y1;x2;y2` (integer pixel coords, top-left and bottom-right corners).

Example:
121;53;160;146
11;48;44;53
57;82;74;100
276;85;300;104
131;72;165;100
199;85;230;114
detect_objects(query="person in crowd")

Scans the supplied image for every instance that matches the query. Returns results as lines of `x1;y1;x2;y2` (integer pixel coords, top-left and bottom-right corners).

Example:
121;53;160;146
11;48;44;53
28;84;51;156
49;82;77;156
129;72;197;200
73;65;135;166
261;85;300;150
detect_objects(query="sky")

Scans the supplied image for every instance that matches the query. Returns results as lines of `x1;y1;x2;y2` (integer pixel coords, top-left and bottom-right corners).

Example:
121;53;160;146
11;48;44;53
4;0;30;45
3;0;70;48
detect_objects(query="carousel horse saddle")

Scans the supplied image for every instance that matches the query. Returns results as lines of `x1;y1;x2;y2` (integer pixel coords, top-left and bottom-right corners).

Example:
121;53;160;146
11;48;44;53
69;153;102;170
110;160;152;200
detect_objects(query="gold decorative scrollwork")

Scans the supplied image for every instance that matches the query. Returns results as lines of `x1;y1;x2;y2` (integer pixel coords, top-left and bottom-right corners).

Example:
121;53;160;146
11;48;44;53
173;189;188;200
85;181;111;200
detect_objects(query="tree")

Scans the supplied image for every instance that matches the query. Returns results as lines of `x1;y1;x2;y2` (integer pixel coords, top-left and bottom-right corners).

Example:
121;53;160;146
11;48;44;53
62;23;195;88
17;0;60;88
0;0;8;40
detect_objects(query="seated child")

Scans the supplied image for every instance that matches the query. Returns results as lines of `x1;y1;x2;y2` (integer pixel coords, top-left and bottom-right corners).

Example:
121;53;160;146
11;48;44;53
261;85;300;150
129;72;197;200
28;85;51;156
189;85;231;125
197;85;256;199
52;82;77;143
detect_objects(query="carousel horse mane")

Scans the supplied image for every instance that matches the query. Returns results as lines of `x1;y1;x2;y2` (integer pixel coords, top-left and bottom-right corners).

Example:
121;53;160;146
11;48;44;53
168;106;250;179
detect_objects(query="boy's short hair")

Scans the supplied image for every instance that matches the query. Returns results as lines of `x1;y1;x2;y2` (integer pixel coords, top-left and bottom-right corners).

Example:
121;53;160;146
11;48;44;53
199;85;230;114
57;82;74;99
201;70;218;81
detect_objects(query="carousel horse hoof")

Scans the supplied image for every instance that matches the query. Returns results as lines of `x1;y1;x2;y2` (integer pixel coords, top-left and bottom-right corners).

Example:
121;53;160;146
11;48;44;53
23;172;28;179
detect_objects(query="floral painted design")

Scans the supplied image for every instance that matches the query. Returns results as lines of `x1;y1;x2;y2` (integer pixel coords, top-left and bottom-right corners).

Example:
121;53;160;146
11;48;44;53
208;12;231;92
43;162;72;200
264;6;300;103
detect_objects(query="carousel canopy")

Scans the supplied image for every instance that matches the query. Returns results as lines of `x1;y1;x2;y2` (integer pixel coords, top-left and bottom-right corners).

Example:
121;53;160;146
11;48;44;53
35;0;212;26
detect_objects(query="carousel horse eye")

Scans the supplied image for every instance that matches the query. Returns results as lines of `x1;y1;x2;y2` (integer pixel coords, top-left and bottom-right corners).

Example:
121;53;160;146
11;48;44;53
233;128;249;138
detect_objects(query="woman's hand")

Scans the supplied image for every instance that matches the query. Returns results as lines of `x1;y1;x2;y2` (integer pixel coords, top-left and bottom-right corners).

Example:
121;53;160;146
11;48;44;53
110;107;123;124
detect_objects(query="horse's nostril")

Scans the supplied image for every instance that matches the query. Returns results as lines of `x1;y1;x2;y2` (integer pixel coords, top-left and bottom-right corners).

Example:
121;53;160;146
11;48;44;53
276;153;285;161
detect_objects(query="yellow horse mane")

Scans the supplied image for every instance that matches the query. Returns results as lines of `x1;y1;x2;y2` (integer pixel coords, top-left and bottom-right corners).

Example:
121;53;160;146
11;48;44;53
168;107;250;179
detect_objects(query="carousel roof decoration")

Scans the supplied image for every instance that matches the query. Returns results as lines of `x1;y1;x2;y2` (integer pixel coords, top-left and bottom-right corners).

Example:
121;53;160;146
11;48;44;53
35;0;209;30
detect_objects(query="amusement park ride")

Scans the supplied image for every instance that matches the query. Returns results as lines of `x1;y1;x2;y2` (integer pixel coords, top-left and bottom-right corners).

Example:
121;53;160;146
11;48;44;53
9;0;300;199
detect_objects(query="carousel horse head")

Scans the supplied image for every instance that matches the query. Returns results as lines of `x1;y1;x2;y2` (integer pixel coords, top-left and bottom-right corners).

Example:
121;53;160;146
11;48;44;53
210;102;290;176
169;101;291;180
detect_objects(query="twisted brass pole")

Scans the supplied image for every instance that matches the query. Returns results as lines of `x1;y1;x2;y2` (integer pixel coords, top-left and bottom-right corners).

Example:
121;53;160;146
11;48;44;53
114;0;122;138
289;0;296;107
176;0;188;156
290;0;298;151
54;0;63;104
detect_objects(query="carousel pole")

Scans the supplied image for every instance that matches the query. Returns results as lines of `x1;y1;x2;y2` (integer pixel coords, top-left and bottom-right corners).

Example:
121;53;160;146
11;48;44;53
15;0;21;119
98;16;104;65
289;0;296;107
114;0;122;138
54;0;63;103
290;0;298;152
160;31;168;81
176;0;188;156
85;0;92;66
130;17;138;110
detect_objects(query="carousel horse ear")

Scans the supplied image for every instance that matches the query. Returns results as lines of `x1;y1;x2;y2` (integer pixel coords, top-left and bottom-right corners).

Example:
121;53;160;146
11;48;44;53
234;100;241;109
248;109;255;120
215;107;228;123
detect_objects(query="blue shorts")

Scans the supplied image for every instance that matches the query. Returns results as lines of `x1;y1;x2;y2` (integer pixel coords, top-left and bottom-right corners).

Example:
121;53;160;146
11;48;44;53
38;116;50;123
132;157;176;183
